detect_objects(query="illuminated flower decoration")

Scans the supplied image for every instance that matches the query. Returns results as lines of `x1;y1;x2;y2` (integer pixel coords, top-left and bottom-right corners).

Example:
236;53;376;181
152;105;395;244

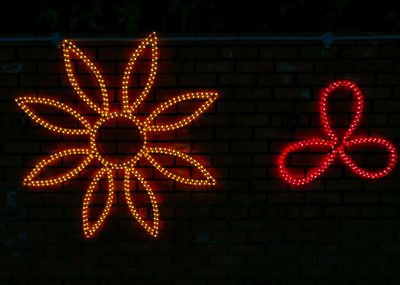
278;80;397;186
15;32;218;238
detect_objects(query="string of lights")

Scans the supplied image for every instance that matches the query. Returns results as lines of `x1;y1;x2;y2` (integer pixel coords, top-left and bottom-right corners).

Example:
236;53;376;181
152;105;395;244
278;80;398;186
15;32;218;238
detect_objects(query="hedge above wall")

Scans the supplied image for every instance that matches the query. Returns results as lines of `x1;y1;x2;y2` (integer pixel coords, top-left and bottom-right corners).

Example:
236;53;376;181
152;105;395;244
0;36;400;284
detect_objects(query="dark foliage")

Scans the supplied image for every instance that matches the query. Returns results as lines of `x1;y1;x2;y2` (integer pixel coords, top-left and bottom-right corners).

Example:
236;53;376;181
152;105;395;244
0;0;399;34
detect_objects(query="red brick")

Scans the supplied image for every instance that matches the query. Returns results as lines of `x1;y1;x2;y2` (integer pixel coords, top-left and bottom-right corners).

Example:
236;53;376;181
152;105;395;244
179;47;218;59
196;60;234;73
219;46;258;59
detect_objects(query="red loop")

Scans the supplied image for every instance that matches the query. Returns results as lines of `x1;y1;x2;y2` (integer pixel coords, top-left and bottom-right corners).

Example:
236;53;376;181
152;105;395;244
278;139;336;186
340;137;397;179
278;80;398;186
319;80;364;142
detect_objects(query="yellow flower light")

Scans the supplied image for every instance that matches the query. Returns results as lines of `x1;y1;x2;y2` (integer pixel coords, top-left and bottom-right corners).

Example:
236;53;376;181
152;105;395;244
15;32;218;239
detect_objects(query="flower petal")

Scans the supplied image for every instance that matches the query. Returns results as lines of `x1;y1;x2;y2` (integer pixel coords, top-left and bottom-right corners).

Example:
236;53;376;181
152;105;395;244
278;139;336;186
124;168;159;237
145;92;218;132
15;96;91;135
145;147;216;186
82;167;114;239
339;137;398;179
122;32;158;113
24;148;91;187
62;40;109;115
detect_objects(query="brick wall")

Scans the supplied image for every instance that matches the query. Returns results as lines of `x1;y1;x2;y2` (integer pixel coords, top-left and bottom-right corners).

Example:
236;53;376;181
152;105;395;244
1;38;400;284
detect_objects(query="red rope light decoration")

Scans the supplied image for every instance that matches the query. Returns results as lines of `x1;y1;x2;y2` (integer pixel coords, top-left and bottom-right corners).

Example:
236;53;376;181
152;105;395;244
15;32;218;238
278;80;397;186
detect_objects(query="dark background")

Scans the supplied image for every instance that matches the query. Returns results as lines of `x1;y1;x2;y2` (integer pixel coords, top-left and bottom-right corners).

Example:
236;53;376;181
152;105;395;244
2;1;400;285
0;0;400;34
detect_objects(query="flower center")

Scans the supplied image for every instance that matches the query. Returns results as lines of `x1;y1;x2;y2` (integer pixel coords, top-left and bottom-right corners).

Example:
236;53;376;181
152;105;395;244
91;113;146;168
